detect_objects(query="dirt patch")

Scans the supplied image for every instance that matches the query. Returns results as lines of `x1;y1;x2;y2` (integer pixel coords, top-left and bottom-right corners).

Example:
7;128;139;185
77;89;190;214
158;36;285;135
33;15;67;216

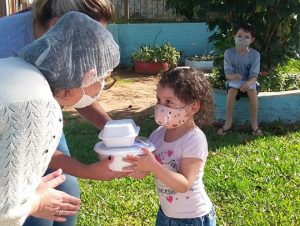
64;68;160;120
101;69;160;119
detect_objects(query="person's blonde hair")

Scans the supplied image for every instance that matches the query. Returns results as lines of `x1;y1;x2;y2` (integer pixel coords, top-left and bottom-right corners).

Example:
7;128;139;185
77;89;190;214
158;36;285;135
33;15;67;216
32;0;114;27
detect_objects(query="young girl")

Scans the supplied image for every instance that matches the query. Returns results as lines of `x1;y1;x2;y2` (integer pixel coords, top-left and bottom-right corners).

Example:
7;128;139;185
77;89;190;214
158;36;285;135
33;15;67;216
124;67;216;226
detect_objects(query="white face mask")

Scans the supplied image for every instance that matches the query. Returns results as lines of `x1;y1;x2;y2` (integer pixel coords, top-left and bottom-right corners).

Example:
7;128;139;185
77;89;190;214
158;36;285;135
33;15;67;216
234;37;251;48
71;68;110;109
71;89;99;109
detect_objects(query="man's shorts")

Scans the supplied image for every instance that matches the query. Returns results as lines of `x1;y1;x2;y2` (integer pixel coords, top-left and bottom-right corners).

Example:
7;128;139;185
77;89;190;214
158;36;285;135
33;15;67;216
226;80;260;100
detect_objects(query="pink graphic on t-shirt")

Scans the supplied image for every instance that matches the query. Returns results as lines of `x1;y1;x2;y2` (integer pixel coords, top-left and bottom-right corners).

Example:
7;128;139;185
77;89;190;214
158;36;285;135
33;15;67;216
155;154;163;165
166;196;173;203
167;150;173;157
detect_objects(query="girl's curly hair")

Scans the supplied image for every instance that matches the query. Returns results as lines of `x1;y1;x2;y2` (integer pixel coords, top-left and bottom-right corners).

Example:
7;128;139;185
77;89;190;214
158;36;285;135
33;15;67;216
159;67;215;125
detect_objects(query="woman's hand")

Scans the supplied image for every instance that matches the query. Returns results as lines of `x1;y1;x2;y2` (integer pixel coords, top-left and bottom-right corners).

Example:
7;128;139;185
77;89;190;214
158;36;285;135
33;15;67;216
30;169;81;222
84;158;129;180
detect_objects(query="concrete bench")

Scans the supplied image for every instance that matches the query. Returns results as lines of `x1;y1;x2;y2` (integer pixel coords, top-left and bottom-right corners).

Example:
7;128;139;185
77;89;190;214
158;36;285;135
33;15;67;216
214;89;300;124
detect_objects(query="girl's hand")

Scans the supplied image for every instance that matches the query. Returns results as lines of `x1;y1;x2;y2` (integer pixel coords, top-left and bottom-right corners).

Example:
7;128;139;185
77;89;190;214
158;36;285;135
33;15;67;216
128;170;149;179
123;148;158;172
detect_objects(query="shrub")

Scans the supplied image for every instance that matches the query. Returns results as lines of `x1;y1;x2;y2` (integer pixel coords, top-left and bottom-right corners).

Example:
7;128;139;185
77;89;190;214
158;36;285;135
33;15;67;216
188;50;215;61
132;43;180;65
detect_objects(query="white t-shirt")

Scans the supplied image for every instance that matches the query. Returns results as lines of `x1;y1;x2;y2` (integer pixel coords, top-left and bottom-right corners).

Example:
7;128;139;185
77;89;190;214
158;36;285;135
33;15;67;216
149;126;213;219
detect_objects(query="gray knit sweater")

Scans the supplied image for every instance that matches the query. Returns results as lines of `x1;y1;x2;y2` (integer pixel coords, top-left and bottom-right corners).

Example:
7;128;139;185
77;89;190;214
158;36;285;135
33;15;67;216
0;57;62;225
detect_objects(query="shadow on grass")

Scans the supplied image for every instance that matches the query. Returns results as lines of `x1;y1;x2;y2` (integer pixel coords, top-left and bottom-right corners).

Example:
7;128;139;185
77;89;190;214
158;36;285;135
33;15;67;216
63;107;300;163
204;121;300;152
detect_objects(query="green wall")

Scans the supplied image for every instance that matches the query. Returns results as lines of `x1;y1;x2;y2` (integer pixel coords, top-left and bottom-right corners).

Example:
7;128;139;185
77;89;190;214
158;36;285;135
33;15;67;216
108;23;214;67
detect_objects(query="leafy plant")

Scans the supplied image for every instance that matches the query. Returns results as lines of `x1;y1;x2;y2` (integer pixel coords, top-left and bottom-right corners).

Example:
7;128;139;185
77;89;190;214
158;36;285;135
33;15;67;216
189;55;214;62
258;68;300;92
207;70;226;90
188;50;215;61
132;43;180;65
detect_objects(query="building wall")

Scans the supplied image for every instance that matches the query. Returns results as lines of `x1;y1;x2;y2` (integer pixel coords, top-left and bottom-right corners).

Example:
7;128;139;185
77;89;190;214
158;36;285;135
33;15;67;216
108;23;214;67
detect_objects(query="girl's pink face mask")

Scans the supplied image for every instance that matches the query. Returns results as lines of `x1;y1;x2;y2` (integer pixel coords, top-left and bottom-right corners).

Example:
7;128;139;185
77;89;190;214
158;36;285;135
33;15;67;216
154;104;189;129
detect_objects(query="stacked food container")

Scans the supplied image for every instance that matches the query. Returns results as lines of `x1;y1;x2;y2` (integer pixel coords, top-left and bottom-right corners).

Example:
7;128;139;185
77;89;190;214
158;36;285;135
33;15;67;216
94;119;155;171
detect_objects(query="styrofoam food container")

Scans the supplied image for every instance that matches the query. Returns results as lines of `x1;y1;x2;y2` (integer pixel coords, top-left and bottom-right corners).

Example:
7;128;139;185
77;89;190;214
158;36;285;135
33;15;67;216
94;139;155;171
99;119;140;147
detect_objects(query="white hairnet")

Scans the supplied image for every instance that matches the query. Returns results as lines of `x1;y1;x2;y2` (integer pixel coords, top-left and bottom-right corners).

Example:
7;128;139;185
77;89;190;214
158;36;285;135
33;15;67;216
19;11;120;89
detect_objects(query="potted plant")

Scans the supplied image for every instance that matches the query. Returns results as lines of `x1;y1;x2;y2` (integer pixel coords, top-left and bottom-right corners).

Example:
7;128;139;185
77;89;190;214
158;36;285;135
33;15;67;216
185;51;215;72
132;43;180;74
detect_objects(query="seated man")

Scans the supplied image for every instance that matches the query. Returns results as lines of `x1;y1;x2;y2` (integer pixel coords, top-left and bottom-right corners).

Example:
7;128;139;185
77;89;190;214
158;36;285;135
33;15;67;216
218;22;262;136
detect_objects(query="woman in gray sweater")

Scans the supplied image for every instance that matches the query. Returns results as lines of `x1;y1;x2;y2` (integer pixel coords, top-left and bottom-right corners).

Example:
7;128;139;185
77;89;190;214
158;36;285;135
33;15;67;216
0;11;119;226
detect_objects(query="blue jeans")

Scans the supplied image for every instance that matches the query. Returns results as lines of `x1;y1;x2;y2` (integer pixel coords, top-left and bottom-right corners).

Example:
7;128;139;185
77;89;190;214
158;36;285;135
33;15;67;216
156;207;216;226
23;133;80;226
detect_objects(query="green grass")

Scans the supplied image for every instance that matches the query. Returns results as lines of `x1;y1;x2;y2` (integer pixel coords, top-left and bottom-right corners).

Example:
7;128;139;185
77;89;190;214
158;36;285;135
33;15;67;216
64;113;300;226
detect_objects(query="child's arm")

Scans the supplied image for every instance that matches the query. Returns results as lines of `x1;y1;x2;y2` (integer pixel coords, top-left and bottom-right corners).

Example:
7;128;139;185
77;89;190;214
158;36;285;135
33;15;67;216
128;170;150;179
240;51;260;92
124;148;202;193
224;50;242;81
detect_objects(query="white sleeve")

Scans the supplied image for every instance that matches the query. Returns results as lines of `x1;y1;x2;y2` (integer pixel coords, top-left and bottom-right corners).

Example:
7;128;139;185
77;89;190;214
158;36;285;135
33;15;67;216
181;128;208;162
0;99;62;226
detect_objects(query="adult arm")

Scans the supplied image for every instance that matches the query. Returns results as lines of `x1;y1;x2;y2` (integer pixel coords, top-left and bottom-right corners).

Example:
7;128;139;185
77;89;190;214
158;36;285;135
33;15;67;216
75;101;111;129
48;151;128;181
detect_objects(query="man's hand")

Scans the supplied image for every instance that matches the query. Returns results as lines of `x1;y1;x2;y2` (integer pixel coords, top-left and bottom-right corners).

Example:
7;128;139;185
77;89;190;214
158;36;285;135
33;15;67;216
30;169;81;222
226;73;242;81
240;78;256;92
